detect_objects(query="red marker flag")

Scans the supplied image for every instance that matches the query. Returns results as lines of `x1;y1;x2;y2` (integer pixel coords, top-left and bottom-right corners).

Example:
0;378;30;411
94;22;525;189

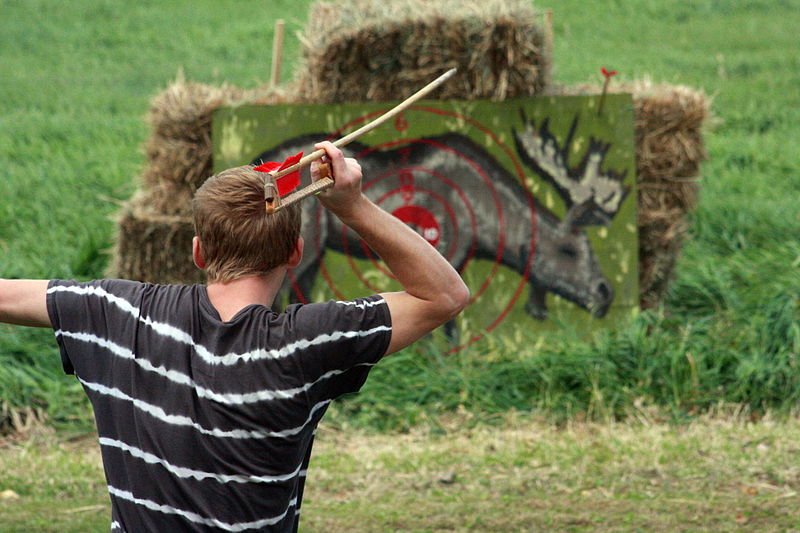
600;67;618;78
253;151;304;196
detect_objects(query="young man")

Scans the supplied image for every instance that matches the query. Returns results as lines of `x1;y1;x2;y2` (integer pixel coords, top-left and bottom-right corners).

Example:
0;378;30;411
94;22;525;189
0;141;469;532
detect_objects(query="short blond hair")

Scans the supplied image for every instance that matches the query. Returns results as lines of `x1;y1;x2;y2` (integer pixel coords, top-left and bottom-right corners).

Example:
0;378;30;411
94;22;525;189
192;166;301;283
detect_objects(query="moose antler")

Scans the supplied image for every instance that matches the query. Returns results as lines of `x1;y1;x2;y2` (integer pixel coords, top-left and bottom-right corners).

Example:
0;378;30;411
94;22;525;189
513;111;629;226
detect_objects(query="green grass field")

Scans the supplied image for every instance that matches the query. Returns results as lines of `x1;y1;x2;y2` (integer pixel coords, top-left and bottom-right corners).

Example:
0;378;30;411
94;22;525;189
1;0;799;529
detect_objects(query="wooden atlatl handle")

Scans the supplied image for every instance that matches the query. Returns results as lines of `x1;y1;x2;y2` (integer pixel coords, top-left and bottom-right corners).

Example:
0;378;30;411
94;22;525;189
280;163;333;210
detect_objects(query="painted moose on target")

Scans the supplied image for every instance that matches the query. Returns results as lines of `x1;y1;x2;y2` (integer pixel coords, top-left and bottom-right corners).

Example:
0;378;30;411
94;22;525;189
253;112;628;320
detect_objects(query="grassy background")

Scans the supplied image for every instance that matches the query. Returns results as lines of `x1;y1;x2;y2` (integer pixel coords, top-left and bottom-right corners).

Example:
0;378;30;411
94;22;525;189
1;0;799;432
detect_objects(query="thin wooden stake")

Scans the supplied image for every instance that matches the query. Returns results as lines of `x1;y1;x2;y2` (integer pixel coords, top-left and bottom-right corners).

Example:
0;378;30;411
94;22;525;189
270;19;285;88
544;9;555;78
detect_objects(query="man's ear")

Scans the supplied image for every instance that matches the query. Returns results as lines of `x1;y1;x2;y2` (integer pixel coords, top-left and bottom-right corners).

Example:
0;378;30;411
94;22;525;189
192;236;206;269
287;237;304;268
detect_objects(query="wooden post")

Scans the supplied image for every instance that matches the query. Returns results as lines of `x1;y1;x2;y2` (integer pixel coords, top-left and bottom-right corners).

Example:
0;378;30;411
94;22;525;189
271;19;285;88
544;9;554;82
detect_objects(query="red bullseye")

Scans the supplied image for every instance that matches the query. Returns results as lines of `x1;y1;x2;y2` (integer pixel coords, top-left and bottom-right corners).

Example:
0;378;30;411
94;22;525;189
371;166;472;264
392;205;440;246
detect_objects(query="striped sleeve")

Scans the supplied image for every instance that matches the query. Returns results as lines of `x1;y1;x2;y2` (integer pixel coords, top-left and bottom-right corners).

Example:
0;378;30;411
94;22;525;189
46;279;143;376
289;295;392;403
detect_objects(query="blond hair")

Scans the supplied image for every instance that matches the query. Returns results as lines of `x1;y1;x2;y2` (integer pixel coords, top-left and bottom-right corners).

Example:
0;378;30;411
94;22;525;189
192;166;301;283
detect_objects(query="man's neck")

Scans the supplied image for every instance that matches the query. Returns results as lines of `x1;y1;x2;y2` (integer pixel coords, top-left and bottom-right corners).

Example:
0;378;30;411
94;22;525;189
205;270;285;322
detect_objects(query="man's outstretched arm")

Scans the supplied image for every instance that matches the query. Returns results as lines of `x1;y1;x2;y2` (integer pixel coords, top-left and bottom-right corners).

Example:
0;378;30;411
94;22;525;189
312;142;470;355
0;280;51;327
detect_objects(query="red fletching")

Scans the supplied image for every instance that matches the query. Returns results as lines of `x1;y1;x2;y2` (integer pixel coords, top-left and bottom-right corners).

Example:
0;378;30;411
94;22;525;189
276;151;303;196
253;151;304;196
253;161;280;173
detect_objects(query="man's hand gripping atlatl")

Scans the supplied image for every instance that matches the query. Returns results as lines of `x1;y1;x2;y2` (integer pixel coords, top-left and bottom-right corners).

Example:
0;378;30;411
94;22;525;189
310;141;365;219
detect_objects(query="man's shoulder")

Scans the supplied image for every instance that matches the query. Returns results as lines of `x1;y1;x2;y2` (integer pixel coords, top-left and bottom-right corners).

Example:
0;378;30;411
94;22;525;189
49;278;151;291
48;278;201;308
284;294;391;333
285;294;387;314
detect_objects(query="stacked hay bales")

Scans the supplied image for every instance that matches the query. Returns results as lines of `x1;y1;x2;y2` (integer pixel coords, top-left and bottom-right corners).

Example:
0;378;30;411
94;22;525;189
112;0;709;311
113;208;201;285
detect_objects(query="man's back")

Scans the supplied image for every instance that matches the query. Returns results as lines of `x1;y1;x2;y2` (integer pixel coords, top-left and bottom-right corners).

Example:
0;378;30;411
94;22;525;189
47;278;391;532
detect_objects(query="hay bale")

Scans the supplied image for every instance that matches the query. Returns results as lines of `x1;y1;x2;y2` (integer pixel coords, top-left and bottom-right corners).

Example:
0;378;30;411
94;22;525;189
140;80;295;216
135;177;197;217
295;0;550;103
145;79;294;186
140;80;244;214
110;195;204;285
635;82;709;309
551;80;710;308
142;135;213;189
148;77;247;143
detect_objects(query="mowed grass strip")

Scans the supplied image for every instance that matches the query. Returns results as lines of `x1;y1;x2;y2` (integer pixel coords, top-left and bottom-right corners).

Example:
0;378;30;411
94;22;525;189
2;413;800;532
0;429;108;532
304;413;800;532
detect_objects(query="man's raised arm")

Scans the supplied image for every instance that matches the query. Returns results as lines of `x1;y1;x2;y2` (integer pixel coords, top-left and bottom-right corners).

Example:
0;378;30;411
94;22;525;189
0;280;51;328
312;142;470;355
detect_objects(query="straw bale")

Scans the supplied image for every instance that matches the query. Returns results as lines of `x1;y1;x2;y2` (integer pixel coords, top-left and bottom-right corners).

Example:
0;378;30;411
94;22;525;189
143;80;239;205
135;177;196;218
634;82;709;308
551;80;710;308
295;0;549;103
143;134;213;189
109;195;204;285
147;81;294;179
148;78;246;143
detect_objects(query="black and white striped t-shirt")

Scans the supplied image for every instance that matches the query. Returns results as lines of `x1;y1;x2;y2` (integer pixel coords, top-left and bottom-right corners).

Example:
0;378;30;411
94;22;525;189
46;279;392;532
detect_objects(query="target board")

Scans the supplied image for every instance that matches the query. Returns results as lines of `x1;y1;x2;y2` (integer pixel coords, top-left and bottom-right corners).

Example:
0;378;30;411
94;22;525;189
213;94;638;351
